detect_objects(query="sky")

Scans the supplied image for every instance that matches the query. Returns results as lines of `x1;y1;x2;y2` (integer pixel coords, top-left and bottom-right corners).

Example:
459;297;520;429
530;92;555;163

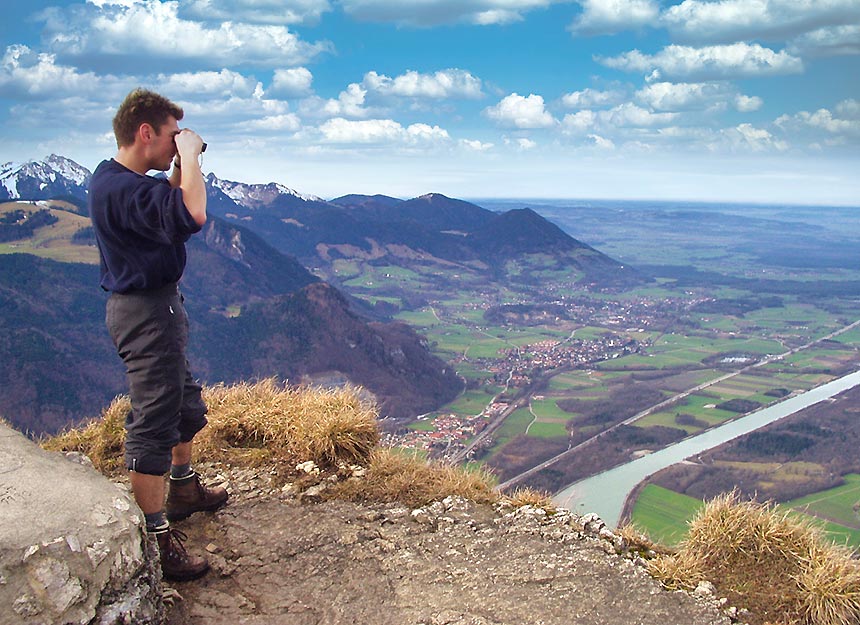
0;0;859;205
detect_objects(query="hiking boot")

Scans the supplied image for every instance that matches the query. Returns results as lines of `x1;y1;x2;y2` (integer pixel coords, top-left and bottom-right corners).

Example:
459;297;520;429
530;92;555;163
152;525;209;582
165;471;229;522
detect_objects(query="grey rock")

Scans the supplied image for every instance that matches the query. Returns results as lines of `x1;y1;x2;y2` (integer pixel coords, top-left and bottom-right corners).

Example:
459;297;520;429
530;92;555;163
0;422;162;625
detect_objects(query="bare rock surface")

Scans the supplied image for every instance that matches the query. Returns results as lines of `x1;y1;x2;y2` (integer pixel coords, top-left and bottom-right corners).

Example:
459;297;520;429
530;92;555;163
166;468;733;625
0;422;161;625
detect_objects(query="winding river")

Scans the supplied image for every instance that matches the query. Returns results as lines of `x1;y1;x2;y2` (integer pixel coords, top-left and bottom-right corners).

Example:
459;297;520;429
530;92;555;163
553;369;860;528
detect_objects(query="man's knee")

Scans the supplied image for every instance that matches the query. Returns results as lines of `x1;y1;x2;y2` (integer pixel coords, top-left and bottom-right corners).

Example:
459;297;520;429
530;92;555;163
178;410;208;443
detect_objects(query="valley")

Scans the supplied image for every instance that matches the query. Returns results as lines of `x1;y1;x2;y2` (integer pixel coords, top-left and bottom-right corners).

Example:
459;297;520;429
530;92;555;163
2;156;859;547
316;199;860;546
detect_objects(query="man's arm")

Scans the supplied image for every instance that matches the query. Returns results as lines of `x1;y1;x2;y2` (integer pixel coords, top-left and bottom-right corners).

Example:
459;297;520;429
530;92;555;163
173;130;207;227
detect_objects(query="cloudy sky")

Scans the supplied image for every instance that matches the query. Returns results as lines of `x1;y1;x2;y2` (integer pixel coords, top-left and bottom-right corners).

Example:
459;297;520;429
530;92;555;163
1;0;858;204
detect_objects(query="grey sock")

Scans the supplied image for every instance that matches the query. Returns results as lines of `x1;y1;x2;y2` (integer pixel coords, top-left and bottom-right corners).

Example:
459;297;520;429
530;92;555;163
170;463;193;480
145;511;168;532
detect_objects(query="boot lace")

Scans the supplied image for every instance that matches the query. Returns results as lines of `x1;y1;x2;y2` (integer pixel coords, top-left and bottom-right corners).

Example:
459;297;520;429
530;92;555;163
163;528;191;561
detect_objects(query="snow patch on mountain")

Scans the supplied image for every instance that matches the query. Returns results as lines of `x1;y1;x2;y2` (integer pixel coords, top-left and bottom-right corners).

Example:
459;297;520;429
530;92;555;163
207;173;324;209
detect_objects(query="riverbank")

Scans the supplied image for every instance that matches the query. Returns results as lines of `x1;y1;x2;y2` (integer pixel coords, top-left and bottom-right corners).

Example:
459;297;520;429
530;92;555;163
553;368;860;527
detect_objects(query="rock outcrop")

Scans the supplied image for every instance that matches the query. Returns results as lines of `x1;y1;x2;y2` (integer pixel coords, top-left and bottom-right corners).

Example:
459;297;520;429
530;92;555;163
0;422;161;625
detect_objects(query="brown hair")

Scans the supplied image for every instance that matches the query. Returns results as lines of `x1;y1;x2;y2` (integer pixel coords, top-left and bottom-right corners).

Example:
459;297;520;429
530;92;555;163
112;88;184;148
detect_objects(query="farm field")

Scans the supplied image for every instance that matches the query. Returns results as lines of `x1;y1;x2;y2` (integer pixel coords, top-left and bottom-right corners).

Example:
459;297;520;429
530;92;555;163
631;480;860;548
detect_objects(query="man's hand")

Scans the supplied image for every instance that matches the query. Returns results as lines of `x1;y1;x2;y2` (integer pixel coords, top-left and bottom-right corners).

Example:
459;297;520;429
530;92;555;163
173;129;204;168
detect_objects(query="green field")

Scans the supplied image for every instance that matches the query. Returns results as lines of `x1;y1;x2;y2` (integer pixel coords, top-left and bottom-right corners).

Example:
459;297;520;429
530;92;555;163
631;481;860;548
784;474;860;530
490;408;534;448
630;484;703;545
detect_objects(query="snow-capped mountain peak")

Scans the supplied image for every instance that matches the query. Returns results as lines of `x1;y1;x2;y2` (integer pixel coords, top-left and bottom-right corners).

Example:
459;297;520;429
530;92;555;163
206;173;325;209
0;155;92;203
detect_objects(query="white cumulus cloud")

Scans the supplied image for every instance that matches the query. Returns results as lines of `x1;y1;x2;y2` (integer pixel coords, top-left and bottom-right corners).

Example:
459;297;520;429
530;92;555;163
236;113;303;132
734;94;763;112
635;81;761;112
270;67;314;97
788;24;860;57
42;0;330;70
836;99;860;119
318;118;451;145
587;134;615;150
158;69;260;98
460;139;494;151
326;83;369;117
363;69;483;99
484;93;556;128
561;87;627;109
604;102;678;126
599;43;804;80
570;0;660;36
0;45;119;99
718;123;789;152
561;110;598;135
662;0;860;44
776;107;860;137
338;0;554;26
181;0;332;25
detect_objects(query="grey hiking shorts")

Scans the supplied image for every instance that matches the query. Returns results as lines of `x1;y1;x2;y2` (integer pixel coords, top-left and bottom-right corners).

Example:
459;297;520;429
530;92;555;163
106;282;208;476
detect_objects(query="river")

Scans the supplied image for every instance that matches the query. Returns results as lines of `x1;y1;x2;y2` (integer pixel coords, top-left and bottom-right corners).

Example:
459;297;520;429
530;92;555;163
553;369;860;528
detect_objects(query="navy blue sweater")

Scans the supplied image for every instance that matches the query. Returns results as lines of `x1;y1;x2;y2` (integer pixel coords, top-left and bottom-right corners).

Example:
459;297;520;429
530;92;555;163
89;159;202;293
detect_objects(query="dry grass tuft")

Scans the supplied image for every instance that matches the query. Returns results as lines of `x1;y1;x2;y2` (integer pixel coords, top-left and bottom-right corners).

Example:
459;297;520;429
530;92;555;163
796;548;860;625
649;491;860;625
196;379;379;468
503;487;556;512
331;447;498;508
42;380;379;474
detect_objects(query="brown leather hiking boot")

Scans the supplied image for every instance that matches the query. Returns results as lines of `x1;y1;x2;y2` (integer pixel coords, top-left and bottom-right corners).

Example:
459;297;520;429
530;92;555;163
152;526;210;582
165;471;229;522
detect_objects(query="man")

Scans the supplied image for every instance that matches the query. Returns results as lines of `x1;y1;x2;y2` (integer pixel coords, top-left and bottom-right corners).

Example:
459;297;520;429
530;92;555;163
89;88;228;581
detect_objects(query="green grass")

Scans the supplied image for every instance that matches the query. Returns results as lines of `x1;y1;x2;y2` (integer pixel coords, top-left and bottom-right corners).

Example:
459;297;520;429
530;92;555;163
529;398;572;420
784;474;860;529
525;421;569;438
629;484;704;545
491;408;534;446
444;389;499;416
395;308;441;327
831;326;860;346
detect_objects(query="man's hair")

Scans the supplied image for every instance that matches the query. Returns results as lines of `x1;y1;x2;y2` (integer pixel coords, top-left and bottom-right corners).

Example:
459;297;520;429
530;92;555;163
112;88;184;148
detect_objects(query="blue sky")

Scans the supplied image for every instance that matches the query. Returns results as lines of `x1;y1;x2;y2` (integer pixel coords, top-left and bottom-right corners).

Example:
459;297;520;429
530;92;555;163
1;0;859;204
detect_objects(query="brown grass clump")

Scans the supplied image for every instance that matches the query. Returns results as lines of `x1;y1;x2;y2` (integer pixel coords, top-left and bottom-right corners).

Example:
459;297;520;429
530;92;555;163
196;379;379;468
648;491;860;625
503;487;556;513
331;447;498;508
42;380;379;474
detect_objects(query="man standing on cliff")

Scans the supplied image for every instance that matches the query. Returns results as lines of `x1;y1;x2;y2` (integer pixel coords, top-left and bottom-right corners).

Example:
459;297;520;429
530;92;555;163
89;88;228;581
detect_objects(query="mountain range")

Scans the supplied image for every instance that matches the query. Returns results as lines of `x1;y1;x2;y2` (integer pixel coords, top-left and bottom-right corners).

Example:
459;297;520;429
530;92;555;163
0;155;638;436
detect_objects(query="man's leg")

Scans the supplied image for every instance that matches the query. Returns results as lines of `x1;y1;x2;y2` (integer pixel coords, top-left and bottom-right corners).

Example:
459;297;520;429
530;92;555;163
130;471;166;515
107;287;210;581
